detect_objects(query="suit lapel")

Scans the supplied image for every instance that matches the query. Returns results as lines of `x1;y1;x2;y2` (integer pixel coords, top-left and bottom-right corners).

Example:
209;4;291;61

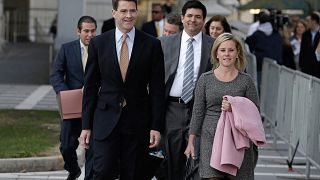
106;30;123;82
123;30;143;82
170;33;182;77
313;31;320;49
152;21;157;37
72;40;84;77
198;34;212;79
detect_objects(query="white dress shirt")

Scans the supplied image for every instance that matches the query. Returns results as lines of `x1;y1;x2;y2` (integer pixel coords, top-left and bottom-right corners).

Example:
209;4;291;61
169;30;203;97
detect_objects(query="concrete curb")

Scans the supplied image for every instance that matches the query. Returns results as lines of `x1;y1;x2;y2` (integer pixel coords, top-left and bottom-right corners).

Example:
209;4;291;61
0;147;85;173
0;156;64;173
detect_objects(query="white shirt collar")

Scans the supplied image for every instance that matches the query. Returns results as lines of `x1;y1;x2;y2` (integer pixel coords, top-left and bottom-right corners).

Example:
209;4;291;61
116;27;135;43
181;30;202;44
79;39;86;49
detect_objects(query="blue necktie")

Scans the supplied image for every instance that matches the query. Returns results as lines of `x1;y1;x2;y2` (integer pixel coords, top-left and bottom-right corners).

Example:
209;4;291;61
181;38;194;103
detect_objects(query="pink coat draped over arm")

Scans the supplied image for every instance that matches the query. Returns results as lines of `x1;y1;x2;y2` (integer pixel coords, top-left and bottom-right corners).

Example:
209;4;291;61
210;96;266;176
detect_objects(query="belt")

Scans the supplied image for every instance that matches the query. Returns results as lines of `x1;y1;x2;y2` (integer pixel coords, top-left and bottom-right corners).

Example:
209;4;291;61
168;96;185;104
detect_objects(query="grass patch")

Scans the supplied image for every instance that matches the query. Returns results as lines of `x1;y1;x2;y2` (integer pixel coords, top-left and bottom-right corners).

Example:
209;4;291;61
0;109;60;158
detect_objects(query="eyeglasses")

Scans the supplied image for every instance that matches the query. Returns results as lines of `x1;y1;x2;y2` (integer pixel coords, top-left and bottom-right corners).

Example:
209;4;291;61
118;9;138;15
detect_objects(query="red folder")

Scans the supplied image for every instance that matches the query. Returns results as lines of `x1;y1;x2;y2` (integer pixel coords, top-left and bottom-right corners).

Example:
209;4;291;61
59;89;83;120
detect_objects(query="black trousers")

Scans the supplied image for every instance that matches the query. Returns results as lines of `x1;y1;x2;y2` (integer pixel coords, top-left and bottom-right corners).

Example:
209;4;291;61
162;101;191;180
92;108;150;180
60;118;93;179
60;119;81;175
85;135;94;180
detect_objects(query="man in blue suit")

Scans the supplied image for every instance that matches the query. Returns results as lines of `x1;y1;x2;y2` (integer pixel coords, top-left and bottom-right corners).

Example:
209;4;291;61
50;16;97;180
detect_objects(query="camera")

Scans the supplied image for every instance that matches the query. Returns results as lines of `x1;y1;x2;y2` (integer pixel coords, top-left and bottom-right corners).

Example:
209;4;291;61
269;9;289;30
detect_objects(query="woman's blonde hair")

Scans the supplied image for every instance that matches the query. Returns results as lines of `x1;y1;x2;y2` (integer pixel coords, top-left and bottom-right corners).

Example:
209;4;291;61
211;33;247;71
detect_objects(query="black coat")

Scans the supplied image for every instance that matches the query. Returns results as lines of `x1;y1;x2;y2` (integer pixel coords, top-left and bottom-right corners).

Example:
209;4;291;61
141;21;158;37
82;29;165;140
299;29;320;78
245;30;283;71
101;18;115;33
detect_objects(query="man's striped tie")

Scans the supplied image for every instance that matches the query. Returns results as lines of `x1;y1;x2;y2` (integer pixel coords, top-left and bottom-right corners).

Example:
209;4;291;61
181;38;194;103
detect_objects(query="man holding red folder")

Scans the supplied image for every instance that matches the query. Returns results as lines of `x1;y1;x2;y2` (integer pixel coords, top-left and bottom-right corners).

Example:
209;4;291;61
50;16;96;180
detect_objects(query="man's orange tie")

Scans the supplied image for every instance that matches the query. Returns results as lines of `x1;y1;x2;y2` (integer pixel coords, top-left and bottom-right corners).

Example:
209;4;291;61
82;45;88;71
119;34;128;107
119;33;129;81
156;22;160;37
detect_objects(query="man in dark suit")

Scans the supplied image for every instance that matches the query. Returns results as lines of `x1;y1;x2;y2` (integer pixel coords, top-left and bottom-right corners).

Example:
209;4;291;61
159;1;213;179
101;17;116;33
141;3;165;37
299;12;320;78
50;16;97;180
80;0;165;179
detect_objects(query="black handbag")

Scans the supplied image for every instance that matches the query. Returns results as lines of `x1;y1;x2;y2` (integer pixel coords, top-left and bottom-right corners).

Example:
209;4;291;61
184;156;201;180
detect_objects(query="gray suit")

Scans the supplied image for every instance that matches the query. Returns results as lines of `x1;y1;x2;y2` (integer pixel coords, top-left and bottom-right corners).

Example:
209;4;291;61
159;32;213;180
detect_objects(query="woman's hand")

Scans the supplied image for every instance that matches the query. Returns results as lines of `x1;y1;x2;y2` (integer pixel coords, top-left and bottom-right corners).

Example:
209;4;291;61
184;134;196;159
221;96;232;111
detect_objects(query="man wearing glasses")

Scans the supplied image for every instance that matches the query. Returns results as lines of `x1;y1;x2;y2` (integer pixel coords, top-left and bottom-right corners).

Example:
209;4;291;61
141;3;165;37
80;0;165;179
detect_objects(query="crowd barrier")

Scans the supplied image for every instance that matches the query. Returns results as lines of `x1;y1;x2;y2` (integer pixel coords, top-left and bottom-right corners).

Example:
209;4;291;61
245;51;258;90
260;58;320;178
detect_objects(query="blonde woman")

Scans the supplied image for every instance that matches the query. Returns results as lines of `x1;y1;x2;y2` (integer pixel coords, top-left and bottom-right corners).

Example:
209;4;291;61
185;33;259;180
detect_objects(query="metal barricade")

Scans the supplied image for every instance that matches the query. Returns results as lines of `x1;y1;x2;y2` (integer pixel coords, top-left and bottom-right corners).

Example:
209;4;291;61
245;52;258;90
275;66;295;142
291;71;312;155
306;77;320;170
260;58;280;125
258;53;320;178
260;58;271;118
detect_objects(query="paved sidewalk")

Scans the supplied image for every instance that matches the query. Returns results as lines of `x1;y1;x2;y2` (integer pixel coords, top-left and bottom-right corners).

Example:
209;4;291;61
1;84;320;179
0;84;58;110
0;166;85;180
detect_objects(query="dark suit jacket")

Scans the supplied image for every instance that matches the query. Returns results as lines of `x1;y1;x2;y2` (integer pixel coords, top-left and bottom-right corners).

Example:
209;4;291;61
245;30;283;71
159;32;214;101
82;29;165;141
50;40;84;94
101;18;116;33
141;21;158;37
299;29;320;78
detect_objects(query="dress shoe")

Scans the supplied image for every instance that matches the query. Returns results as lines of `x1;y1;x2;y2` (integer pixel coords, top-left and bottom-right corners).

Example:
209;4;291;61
66;169;81;180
